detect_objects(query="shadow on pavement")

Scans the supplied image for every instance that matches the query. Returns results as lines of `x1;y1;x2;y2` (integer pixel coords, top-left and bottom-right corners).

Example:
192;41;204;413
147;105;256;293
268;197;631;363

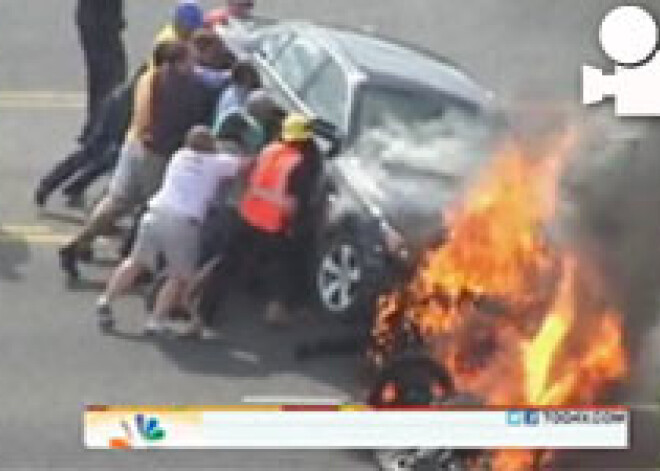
105;285;371;401
0;228;31;281
66;277;107;292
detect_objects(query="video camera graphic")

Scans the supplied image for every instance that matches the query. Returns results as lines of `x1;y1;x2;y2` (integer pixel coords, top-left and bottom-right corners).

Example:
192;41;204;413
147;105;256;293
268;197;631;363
582;6;660;116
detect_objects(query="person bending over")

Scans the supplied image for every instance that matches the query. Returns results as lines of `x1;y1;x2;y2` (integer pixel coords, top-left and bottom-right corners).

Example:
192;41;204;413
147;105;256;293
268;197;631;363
197;113;322;328
96;126;244;333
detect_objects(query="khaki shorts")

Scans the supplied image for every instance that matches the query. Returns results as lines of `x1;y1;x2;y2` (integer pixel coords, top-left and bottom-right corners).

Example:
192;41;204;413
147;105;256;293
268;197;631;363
131;209;200;278
109;139;167;206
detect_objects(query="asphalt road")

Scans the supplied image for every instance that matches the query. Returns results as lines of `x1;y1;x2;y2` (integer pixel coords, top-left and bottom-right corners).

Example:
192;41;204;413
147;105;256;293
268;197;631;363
0;0;659;469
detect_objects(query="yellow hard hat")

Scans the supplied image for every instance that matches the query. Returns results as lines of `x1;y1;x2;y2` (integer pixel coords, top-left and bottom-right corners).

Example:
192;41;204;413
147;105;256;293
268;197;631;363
282;113;313;142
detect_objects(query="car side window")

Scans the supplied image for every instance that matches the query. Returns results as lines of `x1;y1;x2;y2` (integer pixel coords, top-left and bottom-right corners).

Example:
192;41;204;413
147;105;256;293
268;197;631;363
358;89;447;133
256;32;292;63
301;59;349;130
271;36;328;93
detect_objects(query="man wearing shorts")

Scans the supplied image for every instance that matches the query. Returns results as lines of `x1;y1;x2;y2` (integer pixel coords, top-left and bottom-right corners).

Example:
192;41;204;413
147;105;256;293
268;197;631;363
58;40;216;280
95;125;243;333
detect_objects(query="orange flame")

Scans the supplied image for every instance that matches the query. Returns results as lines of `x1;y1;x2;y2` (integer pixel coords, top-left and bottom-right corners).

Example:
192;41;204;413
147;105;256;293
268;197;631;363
374;133;628;470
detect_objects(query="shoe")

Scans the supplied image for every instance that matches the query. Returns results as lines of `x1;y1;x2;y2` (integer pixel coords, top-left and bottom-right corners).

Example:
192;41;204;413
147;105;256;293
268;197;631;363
34;186;50;207
97;303;114;332
264;301;290;327
65;192;85;210
58;245;79;280
143;316;166;336
78;246;93;263
176;321;203;338
200;327;219;341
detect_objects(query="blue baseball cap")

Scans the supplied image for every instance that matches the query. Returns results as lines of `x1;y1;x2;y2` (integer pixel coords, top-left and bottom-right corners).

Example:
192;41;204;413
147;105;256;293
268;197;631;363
174;1;204;33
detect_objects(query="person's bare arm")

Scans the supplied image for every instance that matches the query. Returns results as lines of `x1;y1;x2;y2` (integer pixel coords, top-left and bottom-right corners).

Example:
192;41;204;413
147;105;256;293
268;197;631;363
131;69;155;143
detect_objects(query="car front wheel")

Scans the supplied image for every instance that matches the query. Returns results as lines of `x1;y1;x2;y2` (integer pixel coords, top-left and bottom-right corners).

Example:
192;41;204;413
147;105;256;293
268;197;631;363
315;231;378;322
317;237;362;312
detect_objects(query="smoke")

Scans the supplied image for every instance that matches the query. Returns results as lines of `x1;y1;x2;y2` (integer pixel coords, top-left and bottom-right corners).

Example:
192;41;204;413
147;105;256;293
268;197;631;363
556;112;660;397
354;103;660;396
339;107;499;222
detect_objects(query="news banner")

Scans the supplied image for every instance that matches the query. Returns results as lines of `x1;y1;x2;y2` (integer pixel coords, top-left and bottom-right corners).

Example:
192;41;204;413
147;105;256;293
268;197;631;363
84;405;628;449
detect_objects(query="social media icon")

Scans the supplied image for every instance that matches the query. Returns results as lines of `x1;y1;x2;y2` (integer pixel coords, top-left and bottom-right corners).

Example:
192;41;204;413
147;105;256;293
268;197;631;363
507;410;523;426
524;410;540;426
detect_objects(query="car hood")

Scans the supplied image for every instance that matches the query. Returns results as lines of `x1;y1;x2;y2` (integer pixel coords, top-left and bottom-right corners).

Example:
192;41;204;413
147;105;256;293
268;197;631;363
334;134;493;251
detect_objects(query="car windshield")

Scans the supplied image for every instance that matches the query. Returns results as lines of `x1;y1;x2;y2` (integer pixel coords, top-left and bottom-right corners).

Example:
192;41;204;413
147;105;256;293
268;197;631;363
352;87;495;180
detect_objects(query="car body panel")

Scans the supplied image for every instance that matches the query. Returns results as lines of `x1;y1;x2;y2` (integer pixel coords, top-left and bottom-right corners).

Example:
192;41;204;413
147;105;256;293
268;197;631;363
222;18;501;316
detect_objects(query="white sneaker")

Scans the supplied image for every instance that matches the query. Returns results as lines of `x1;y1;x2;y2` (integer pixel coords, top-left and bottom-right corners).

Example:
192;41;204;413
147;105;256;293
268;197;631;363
200;327;220;341
176;323;219;341
143;316;166;336
176;321;202;338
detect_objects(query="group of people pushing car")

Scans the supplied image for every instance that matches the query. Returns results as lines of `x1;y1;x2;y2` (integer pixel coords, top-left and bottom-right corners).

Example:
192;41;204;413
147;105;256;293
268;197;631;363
35;0;323;338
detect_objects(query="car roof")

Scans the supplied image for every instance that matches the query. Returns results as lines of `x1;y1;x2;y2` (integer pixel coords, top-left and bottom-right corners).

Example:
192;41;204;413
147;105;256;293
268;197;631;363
290;22;493;109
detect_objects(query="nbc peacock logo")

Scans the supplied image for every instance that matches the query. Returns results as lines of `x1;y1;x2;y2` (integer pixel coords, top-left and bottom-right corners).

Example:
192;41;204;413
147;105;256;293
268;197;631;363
135;413;166;441
108;413;166;449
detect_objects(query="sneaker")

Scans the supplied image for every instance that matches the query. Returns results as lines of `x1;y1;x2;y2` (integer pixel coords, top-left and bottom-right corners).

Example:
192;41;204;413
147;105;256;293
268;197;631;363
58;245;79;280
200;327;220;341
65;192;85;210
96;303;114;332
143;316;166;336
77;246;93;263
176;321;202;338
34;186;51;207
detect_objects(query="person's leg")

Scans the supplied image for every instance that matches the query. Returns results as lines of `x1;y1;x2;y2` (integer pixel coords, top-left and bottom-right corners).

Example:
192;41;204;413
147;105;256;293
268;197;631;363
187;255;230;338
78;26;96;140
261;235;295;326
76;194;125;245
147;276;189;334
106;33;128;92
96;210;159;331
34;148;90;206
96;256;144;331
195;217;254;333
62;143;119;200
59;195;126;279
145;213;200;333
62;71;134;204
58;139;143;279
72;138;143;252
98;256;146;306
94;32;127;111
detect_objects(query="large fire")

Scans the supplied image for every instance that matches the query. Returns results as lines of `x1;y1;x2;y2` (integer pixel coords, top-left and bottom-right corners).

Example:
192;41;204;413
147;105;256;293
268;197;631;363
373;133;628;470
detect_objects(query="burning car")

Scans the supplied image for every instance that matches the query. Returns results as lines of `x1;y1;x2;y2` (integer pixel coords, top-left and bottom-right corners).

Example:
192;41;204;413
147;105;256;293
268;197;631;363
233;19;502;321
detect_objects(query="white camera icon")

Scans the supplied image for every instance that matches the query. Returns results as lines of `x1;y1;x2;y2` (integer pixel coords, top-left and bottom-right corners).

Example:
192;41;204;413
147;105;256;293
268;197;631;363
582;6;660;116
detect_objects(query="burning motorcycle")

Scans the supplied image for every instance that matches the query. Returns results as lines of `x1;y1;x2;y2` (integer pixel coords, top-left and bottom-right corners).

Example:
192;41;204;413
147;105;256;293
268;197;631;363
366;133;628;470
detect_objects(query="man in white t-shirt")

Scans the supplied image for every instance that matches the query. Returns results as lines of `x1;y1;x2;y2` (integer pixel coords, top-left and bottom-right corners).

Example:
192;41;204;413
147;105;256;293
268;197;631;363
95;125;243;334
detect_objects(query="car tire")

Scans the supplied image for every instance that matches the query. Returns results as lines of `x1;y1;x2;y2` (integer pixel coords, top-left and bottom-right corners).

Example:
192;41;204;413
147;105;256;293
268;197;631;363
314;229;376;323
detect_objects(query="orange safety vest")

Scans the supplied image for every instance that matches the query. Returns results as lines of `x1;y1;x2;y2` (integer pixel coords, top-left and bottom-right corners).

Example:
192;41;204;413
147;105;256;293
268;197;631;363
240;142;303;234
